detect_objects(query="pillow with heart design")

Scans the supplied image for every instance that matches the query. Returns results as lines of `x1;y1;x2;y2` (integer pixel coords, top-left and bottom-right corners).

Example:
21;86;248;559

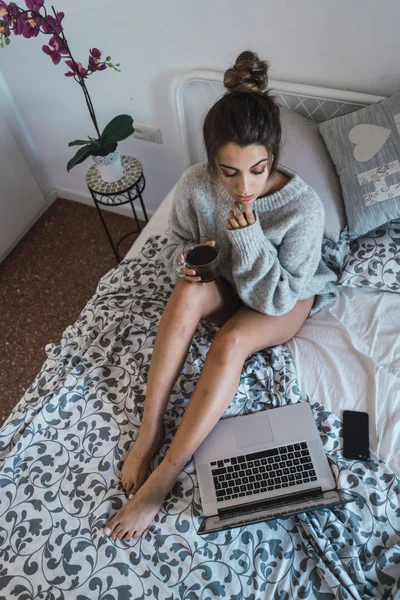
318;91;400;239
338;219;400;292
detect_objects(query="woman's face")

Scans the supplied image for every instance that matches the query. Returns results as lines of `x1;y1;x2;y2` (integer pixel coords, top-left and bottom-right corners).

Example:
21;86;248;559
216;143;272;205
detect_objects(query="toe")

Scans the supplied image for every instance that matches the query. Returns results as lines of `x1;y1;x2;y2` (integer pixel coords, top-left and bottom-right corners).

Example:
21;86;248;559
104;518;119;537
132;529;142;539
110;528;121;541
124;529;135;540
131;481;142;495
115;527;126;539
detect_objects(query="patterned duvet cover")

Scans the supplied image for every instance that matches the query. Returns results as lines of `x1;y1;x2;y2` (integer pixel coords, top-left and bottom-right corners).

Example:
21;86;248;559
0;234;399;600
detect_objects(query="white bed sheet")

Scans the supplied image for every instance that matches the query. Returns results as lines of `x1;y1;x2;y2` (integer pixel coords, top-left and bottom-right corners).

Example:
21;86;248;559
126;188;400;476
125;184;176;261
287;287;400;476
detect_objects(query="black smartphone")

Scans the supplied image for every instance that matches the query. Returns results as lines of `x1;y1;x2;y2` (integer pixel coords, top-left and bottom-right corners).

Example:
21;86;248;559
343;410;370;461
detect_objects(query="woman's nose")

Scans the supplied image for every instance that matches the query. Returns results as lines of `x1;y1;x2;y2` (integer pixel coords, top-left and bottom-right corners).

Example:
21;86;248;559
238;177;249;194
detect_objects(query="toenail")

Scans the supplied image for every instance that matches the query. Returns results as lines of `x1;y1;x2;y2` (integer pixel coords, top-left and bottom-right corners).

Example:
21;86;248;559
105;528;111;535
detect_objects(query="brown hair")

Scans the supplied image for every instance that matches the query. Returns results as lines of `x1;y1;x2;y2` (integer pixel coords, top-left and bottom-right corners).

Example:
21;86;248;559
203;50;281;178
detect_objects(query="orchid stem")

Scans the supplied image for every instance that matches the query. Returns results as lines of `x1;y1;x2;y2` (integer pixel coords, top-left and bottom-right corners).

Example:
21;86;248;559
50;5;101;139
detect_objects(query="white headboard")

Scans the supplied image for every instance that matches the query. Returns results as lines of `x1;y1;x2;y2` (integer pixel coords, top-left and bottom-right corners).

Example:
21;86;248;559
173;70;385;169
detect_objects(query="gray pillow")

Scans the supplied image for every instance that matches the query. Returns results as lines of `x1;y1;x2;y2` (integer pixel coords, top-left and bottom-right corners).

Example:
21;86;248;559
279;108;346;241
318;92;400;239
339;219;400;292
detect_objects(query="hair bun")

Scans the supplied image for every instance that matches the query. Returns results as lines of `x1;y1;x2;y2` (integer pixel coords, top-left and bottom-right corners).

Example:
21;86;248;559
224;50;269;94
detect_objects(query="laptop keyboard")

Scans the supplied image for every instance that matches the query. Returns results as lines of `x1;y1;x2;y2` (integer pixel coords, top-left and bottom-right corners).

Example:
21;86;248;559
211;442;317;502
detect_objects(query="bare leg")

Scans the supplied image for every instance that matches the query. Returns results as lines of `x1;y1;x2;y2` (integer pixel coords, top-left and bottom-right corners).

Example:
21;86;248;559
120;277;240;498
105;296;314;540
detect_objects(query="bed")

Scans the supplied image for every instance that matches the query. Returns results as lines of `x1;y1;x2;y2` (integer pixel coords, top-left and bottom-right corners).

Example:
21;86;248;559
0;71;399;600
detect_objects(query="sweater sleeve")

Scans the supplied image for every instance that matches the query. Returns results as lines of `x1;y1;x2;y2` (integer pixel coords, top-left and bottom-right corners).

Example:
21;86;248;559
226;204;325;315
158;170;199;281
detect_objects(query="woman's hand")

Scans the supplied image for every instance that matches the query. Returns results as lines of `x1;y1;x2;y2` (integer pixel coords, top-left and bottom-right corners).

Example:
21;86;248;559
176;240;216;284
226;201;256;230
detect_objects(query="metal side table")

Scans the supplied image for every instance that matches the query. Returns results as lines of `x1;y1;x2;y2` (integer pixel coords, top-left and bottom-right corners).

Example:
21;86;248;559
86;155;149;262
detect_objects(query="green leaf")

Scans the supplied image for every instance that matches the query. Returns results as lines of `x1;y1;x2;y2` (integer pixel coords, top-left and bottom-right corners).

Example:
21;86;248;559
100;114;134;144
67;144;96;172
68;139;94;147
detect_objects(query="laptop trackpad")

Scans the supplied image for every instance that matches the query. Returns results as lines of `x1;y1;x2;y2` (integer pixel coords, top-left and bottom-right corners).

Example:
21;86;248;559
233;415;274;449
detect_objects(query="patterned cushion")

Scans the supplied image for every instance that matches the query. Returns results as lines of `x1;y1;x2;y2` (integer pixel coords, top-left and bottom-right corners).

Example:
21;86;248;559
318;92;400;239
321;228;350;280
339;219;400;292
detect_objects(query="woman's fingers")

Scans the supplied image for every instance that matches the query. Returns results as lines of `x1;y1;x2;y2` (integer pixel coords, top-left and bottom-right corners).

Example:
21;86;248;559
242;201;256;225
180;268;201;282
232;202;248;227
184;275;202;283
176;255;197;279
226;202;255;230
179;265;198;278
228;210;240;229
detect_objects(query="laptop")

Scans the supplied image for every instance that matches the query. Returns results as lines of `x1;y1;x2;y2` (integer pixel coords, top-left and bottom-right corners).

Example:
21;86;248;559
193;402;354;535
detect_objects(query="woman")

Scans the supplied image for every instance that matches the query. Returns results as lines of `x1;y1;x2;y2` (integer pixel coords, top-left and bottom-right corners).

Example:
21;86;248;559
104;50;338;541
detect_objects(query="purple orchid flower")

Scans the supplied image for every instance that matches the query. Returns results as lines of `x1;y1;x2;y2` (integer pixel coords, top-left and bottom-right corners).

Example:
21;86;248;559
40;10;64;34
42;33;68;64
88;47;107;72
19;12;41;37
0;1;9;18
24;0;44;10
5;2;19;18
65;58;87;78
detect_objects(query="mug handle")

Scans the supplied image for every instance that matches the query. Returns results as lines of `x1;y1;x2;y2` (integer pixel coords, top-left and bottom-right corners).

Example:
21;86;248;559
176;251;194;278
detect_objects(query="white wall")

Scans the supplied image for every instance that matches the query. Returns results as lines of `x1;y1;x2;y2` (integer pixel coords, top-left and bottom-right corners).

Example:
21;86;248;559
0;0;399;218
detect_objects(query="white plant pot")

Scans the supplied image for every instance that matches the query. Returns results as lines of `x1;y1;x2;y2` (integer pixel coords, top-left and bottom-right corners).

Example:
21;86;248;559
92;147;124;182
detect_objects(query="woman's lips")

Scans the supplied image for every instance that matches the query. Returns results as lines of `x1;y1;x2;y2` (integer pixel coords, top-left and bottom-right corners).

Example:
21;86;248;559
236;194;254;203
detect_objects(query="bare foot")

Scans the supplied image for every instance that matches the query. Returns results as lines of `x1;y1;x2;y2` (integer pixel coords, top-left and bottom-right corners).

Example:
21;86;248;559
104;473;170;541
120;422;164;498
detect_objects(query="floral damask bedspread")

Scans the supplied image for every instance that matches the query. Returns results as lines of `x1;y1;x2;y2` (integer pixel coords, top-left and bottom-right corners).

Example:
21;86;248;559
0;234;399;600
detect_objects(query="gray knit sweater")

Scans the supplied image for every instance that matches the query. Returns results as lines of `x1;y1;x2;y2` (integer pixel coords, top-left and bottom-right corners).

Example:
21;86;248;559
160;162;338;317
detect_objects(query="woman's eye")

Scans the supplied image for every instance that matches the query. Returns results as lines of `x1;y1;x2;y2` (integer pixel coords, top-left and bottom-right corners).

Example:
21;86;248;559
222;168;265;178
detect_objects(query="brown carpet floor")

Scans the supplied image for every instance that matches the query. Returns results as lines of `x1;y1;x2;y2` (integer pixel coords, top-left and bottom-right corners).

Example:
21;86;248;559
0;198;145;425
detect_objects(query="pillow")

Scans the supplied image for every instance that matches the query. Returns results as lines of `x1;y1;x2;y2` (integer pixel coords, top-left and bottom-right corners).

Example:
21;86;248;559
321;226;350;279
339;219;400;292
279;107;346;241
318;92;400;239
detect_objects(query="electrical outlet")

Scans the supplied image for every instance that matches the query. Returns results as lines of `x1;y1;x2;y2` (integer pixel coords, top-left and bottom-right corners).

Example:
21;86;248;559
133;124;163;143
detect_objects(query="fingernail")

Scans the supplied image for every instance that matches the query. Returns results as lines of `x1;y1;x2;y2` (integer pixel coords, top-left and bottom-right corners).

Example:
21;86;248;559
128;494;134;500
105;528;111;536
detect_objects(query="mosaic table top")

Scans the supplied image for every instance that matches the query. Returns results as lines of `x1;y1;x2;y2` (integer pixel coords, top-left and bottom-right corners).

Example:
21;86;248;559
86;156;143;194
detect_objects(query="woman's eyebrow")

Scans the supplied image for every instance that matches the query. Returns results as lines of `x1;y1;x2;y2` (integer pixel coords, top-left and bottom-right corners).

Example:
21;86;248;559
219;158;269;170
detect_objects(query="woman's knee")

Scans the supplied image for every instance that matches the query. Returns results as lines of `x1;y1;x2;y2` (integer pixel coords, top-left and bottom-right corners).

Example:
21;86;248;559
172;278;214;314
171;277;241;327
212;322;247;363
